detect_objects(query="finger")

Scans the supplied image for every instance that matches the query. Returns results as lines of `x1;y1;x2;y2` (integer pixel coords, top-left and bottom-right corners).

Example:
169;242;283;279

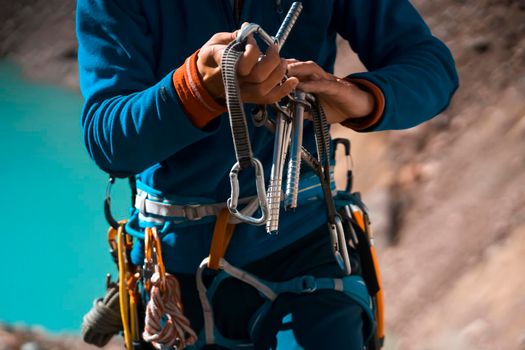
297;79;340;95
208;31;237;45
242;44;281;83
245;77;299;104
262;77;299;103
241;59;287;97
287;60;333;81
237;35;261;76
207;31;239;65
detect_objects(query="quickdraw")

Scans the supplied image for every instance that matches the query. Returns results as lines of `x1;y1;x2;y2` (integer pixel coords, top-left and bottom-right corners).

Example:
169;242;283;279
222;2;303;233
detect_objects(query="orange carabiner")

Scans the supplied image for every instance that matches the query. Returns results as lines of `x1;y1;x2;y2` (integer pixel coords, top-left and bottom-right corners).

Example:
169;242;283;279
107;226;118;262
151;227;166;292
143;227;166;292
143;227;154;292
108;220;129;263
117;223;133;350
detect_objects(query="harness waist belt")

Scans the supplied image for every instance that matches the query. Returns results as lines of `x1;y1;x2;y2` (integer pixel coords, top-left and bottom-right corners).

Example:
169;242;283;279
134;189;259;224
135;169;336;224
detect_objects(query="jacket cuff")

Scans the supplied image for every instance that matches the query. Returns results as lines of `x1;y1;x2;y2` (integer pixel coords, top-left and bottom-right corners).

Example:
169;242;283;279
340;78;385;131
172;50;227;128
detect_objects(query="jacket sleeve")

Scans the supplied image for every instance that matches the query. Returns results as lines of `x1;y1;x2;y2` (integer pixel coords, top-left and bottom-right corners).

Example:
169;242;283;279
333;0;459;131
76;0;218;174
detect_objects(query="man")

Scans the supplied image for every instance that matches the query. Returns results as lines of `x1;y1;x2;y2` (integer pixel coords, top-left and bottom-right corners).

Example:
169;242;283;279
77;1;458;349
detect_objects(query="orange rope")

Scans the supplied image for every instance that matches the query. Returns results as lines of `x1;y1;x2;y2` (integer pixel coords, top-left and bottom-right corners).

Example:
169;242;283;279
142;227;197;349
143;273;197;349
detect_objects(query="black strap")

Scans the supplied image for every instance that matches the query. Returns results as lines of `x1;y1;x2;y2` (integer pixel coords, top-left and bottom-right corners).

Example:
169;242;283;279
221;40;254;169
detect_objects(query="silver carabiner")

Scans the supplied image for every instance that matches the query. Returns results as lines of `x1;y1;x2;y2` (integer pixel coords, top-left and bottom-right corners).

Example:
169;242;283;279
329;216;352;275
227;158;269;226
236;23;278;47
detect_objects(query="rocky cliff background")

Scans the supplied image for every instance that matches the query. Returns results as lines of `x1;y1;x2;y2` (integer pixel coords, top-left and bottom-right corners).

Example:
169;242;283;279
1;0;524;349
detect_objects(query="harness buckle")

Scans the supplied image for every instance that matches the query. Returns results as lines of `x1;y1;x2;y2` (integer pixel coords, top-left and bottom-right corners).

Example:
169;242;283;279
301;276;317;293
183;204;201;221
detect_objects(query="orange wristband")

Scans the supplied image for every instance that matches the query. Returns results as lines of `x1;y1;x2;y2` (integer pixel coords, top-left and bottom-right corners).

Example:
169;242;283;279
172;50;226;128
341;78;385;131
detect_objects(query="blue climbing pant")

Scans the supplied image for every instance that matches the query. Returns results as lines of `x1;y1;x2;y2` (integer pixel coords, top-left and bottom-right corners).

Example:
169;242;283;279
173;224;370;349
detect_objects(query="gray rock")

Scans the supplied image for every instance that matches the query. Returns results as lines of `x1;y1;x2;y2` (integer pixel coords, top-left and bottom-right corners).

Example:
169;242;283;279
21;342;42;350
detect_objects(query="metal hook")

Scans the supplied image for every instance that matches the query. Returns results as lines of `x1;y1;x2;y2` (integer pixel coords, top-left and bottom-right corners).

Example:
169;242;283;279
227;158;269;226
333;138;353;193
104;176;120;230
329;215;351;275
236;23;277;48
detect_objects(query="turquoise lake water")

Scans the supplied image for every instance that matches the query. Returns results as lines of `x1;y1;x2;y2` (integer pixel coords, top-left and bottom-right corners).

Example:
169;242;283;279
0;63;130;333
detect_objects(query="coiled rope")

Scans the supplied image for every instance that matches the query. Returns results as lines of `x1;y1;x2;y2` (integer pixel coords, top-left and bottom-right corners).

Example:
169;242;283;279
143;272;197;349
81;280;122;347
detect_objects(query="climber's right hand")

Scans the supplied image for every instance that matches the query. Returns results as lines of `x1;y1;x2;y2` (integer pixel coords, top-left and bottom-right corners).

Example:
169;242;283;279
196;27;298;105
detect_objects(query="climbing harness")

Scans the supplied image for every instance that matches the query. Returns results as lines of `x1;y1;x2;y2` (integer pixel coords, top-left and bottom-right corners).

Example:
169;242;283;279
134;188;260;225
194;257;376;349
82;2;385;349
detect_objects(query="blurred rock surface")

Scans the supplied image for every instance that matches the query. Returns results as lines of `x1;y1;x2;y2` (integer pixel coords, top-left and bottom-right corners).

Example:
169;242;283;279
334;0;525;349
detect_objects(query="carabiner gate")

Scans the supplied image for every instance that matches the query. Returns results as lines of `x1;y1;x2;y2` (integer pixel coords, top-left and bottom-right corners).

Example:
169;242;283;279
104;176;120;230
227;158;269;226
329;215;352;275
236;23;278;48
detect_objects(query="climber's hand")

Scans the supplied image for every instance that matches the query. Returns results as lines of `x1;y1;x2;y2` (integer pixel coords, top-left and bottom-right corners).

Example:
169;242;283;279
197;26;298;105
286;59;374;124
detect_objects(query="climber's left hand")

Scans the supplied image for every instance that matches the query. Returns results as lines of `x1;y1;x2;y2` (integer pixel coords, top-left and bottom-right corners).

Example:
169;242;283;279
286;59;375;124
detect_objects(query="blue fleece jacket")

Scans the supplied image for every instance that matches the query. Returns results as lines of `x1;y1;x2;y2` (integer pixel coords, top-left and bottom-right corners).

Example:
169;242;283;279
76;0;458;273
